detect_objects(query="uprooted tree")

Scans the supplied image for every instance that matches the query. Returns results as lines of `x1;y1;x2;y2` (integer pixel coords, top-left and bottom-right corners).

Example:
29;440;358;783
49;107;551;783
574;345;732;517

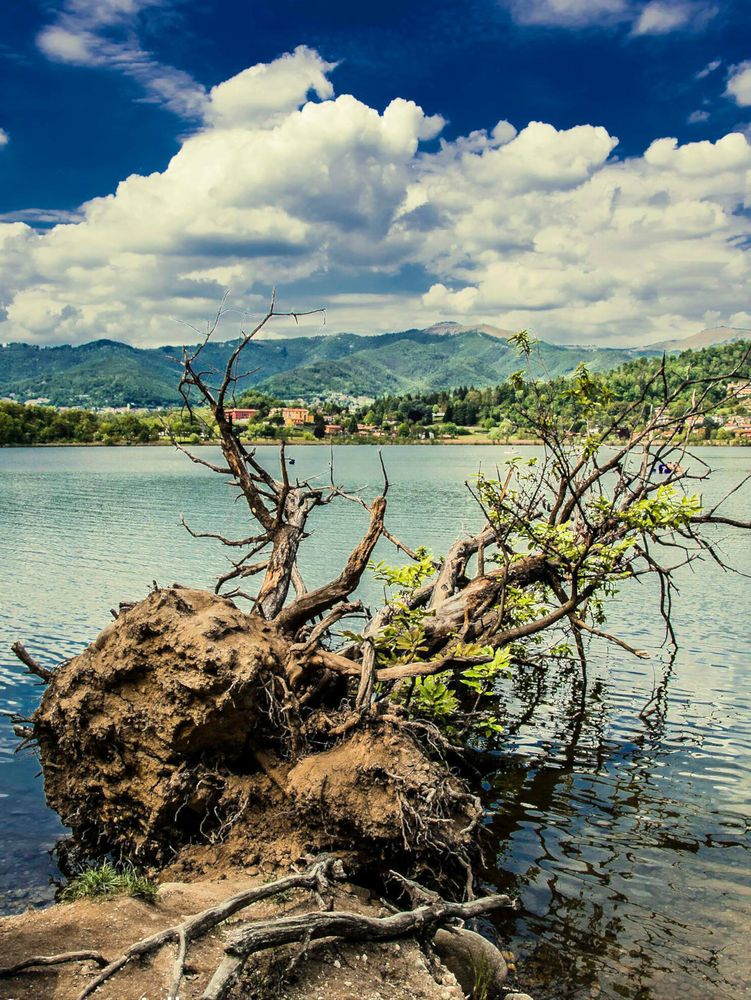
9;296;751;997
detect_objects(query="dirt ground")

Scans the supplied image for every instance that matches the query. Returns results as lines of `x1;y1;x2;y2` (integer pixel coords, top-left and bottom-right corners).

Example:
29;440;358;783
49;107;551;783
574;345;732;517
0;871;469;1000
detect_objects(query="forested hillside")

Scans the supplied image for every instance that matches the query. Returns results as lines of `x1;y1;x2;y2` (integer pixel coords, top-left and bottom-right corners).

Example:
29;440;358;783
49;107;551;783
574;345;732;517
0;327;649;408
356;341;751;437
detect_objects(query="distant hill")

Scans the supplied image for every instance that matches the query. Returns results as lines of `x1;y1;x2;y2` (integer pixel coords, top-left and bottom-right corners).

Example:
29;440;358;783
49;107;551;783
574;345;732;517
649;326;751;353
0;340;181;409
257;329;647;400
0;323;699;409
422;321;518;339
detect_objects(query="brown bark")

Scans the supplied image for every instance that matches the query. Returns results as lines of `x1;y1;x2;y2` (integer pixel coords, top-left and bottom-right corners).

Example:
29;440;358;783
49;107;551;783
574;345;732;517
277;496;387;634
428;525;496;608
203;890;515;1000
11;641;53;682
419;553;552;651
255;491;311;619
0;952;108;978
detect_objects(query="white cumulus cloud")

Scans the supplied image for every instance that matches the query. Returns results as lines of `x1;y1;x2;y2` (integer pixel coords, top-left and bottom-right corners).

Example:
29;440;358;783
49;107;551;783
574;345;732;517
726;62;751;107
634;0;696;35
0;128;8;147
205;46;337;130
2;46;751;349
499;0;631;28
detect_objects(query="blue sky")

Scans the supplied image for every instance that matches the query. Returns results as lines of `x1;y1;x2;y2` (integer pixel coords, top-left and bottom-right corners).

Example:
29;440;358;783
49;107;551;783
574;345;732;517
0;0;750;346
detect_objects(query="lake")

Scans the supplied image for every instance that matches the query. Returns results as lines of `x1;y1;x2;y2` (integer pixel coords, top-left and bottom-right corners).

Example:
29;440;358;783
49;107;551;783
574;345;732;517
0;444;749;1000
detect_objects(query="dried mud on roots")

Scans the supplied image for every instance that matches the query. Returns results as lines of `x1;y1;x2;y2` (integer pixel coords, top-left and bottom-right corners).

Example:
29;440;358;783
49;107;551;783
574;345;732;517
31;588;482;884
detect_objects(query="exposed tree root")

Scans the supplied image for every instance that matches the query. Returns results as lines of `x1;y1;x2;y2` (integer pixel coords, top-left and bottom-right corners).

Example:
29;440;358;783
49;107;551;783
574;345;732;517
0;951;108;977
76;856;346;1000
202;889;515;1000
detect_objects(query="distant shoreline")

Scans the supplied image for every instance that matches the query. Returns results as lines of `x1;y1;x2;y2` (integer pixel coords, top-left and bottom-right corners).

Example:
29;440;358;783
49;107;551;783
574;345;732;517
1;437;539;448
1;437;749;449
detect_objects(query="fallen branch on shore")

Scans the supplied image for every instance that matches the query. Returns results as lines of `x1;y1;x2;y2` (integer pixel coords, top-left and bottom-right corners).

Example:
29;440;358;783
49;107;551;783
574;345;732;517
78;856;346;1000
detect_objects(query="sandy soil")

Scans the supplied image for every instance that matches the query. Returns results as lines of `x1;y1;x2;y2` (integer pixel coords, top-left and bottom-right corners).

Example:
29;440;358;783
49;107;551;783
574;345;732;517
0;872;468;1000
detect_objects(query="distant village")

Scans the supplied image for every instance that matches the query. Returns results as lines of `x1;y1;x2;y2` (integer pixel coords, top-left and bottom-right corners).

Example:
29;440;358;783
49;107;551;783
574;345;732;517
4;375;751;447
224;382;751;442
225;405;395;439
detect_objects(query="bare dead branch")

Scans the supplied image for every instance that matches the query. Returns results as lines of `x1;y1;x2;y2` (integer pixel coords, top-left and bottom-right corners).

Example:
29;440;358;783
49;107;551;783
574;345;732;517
376;652;493;683
428;525;496;608
292;601;365;658
572;618;651;659
277;496;387;633
354;638;376;710
11;641;53;683
180;517;265;548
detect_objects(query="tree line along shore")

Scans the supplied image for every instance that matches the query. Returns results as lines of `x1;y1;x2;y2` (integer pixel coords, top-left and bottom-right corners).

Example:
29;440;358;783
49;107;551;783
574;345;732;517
1;340;749;448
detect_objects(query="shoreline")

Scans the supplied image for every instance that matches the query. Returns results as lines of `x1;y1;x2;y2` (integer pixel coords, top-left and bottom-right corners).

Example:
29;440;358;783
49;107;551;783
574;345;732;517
1;437;749;449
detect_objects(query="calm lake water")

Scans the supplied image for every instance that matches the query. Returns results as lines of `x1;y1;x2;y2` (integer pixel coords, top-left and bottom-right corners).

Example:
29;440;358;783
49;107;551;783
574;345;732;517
0;444;749;1000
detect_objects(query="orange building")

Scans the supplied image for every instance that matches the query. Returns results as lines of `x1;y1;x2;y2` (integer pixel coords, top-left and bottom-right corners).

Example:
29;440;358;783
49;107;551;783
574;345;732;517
226;408;260;423
270;406;314;427
728;381;751;400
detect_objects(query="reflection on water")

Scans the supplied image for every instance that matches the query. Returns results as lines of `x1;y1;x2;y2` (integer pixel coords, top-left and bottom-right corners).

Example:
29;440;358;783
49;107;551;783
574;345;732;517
484;648;751;999
1;445;749;999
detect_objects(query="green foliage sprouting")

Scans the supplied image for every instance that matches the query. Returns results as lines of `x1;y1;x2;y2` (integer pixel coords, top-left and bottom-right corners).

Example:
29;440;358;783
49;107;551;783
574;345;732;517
359;551;511;740
60;862;158;903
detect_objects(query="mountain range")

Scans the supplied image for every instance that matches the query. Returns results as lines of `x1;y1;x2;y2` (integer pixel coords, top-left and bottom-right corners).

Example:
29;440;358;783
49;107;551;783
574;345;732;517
1;323;747;409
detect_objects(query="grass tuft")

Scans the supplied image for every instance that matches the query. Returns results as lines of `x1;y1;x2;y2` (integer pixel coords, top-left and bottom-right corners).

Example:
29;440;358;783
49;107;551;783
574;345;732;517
60;862;158;903
471;950;494;1000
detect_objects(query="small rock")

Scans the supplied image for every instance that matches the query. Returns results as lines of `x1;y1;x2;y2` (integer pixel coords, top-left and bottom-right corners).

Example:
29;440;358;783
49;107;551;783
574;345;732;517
433;927;507;999
333;959;341;968
505;994;535;999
